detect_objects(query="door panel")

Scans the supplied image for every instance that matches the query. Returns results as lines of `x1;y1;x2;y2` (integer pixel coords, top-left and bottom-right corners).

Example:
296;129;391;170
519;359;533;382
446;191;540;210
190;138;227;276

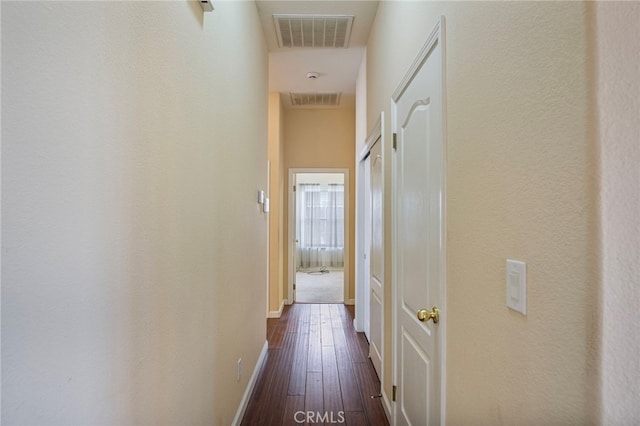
401;105;430;309
394;21;444;426
401;328;431;425
369;140;384;378
370;289;383;367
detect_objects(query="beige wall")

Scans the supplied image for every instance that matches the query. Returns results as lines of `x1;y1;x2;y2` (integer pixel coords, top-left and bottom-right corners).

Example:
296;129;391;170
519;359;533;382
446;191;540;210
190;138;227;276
2;2;268;424
268;93;286;314
595;2;640;424
367;2;598;423
283;108;356;302
356;49;368;154
297;173;344;185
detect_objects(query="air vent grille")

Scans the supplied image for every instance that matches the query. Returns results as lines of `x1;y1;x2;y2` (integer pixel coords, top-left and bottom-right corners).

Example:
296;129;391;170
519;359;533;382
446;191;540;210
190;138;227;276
274;14;354;48
290;92;342;107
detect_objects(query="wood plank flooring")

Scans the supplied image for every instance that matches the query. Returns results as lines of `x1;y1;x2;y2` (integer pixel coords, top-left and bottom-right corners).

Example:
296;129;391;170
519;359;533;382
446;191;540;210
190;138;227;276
241;304;389;426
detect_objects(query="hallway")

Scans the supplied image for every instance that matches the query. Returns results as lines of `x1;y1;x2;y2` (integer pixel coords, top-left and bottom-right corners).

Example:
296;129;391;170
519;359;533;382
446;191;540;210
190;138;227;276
2;1;639;424
242;304;388;425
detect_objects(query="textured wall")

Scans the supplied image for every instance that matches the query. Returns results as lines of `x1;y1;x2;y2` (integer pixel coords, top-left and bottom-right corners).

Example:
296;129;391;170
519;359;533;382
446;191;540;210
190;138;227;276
596;2;640;424
2;2;268;424
283;108;356;302
366;2;598;423
356;50;368;155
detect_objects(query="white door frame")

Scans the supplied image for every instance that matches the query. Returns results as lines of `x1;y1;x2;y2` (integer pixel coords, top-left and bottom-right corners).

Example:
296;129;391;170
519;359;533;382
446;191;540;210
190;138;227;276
355;114;383;334
287;168;351;305
391;16;447;425
355;157;369;332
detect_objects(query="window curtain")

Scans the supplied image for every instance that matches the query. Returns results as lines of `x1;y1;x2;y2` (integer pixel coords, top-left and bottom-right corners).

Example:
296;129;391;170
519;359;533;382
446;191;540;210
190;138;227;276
296;183;344;269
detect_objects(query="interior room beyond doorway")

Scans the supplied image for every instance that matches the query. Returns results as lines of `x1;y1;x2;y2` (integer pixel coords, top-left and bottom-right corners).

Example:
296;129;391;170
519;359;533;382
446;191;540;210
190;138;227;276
294;172;345;303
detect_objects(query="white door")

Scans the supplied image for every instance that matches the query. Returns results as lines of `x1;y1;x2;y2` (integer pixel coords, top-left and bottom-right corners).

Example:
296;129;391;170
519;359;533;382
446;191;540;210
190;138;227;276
369;140;384;378
393;19;445;426
363;154;372;339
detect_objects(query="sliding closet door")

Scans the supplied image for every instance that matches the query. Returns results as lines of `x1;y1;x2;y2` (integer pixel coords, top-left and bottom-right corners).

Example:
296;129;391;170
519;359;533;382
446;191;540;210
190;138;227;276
369;140;383;378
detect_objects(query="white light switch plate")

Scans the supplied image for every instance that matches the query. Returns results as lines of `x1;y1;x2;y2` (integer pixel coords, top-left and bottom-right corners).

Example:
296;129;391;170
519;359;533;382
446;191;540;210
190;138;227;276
506;259;526;315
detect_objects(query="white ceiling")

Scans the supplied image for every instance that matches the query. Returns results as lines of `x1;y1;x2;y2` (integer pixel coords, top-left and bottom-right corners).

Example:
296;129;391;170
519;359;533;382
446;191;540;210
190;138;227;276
255;0;380;108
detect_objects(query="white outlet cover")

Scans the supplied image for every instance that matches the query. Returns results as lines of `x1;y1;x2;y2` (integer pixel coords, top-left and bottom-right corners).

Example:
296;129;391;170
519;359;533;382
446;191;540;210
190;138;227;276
506;259;526;315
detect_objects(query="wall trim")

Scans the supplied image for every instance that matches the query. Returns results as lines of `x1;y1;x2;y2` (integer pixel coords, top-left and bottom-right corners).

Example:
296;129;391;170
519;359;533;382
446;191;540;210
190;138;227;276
353;318;362;332
232;340;269;426
358;113;383;162
268;300;285;318
288;168;351;305
382;389;393;423
344;299;355;306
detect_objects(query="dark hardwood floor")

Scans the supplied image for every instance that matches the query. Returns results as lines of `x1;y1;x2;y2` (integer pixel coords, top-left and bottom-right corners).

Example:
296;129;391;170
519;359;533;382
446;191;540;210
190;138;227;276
241;304;389;426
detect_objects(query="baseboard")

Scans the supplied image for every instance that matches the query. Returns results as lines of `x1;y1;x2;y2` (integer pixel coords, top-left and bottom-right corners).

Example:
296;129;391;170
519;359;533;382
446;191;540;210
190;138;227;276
353;318;363;332
382;388;393;423
268;300;285;318
345;299;355;305
232;341;269;426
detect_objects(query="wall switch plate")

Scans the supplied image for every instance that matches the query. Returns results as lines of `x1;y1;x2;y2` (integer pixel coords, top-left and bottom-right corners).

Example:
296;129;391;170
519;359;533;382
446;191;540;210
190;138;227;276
506;259;526;315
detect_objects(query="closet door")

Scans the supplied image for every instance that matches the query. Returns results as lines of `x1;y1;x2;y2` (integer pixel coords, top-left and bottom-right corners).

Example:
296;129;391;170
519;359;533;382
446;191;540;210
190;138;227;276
369;140;383;379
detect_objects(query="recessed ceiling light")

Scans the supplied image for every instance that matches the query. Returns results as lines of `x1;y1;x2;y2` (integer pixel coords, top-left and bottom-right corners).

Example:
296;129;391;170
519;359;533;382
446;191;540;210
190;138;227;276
306;72;320;79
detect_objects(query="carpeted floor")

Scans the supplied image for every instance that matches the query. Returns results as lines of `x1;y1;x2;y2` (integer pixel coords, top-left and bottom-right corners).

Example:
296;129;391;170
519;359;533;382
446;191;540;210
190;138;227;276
295;268;344;303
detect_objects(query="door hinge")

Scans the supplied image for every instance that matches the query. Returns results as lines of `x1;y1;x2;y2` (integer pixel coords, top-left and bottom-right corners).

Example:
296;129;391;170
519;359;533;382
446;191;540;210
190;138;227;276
393;133;397;151
293;283;296;290
392;385;397;402
293;184;296;192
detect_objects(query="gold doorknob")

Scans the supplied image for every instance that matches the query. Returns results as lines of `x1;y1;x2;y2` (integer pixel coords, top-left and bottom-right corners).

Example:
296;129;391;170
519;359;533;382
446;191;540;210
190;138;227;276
417;306;439;324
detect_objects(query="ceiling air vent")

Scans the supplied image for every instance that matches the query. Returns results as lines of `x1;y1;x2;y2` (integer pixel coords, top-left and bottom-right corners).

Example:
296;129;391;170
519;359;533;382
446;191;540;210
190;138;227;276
290;92;342;107
274;14;354;48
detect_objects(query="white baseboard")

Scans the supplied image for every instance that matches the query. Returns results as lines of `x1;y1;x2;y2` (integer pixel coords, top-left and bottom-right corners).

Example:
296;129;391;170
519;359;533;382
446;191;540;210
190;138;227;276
232;340;269;426
353;317;363;332
345;299;355;305
268;300;285;318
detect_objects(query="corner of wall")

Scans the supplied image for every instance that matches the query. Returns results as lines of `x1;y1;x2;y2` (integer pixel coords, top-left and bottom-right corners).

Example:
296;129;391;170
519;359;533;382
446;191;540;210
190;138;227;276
595;2;640;423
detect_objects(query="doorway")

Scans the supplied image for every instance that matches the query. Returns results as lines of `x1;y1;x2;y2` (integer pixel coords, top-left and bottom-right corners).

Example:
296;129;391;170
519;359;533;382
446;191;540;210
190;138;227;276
288;169;350;304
